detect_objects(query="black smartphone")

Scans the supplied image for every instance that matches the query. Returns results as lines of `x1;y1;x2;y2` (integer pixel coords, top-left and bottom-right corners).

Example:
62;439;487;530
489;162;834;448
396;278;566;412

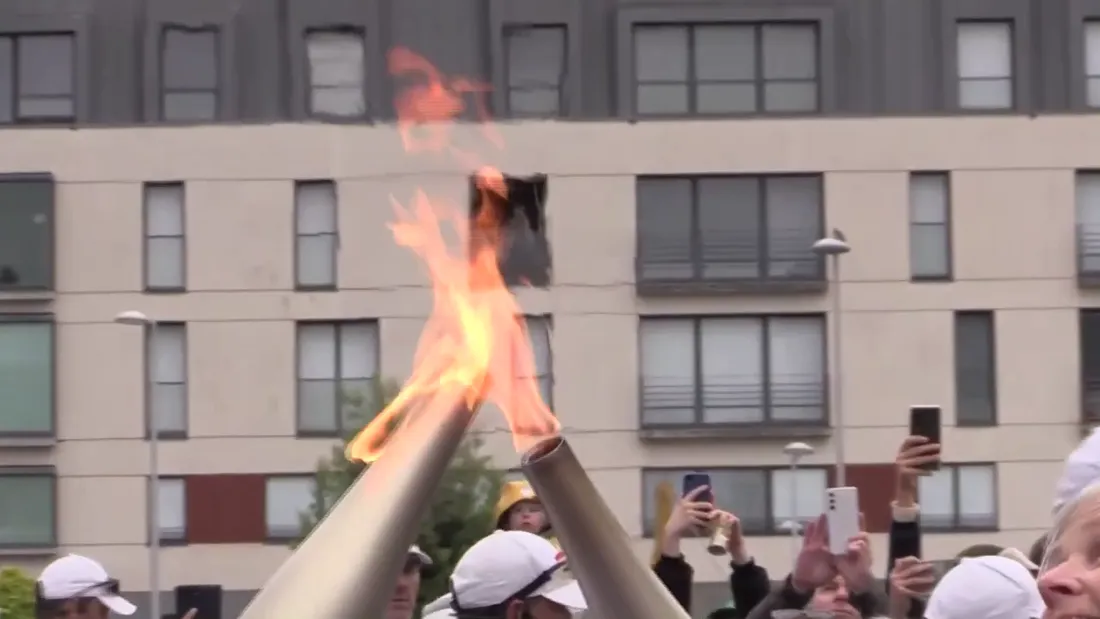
681;472;714;503
909;405;942;470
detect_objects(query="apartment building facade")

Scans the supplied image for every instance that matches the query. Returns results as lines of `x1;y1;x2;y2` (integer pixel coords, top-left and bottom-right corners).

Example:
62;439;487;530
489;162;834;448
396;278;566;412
1;0;1100;616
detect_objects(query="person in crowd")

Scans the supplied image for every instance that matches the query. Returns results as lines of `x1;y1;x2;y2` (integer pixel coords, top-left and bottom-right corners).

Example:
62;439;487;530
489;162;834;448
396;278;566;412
443;530;586;619
35;554;137;619
716;510;770;619
953;544;1039;575
745;513;885;619
496;480;549;535
1053;427;1100;521
386;545;433;619
923;555;1044;619
886;434;939;619
1037;481;1100;618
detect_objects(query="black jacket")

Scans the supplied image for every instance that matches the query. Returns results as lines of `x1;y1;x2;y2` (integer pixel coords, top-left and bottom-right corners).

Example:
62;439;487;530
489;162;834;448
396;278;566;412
728;559;770;618
885;502;923;618
654;554;693;612
744;575;888;619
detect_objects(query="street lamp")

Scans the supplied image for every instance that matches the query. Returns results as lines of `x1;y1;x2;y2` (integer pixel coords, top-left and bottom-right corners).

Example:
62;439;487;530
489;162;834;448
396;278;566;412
782;441;815;560
114;310;160;619
812;230;851;486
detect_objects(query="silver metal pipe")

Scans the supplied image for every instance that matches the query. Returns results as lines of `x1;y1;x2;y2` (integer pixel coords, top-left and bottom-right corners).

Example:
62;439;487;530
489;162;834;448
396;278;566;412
830;256;846;486
522;437;691;619
147;322;161;619
238;392;481;619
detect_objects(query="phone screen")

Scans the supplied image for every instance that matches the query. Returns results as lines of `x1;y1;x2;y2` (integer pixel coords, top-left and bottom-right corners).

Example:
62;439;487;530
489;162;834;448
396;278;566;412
909;406;942;470
681;472;714;503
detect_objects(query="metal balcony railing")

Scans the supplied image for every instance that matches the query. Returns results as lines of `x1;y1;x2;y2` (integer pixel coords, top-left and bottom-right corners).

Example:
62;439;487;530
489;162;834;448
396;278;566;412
637;228;825;286
641;373;826;426
1077;224;1100;279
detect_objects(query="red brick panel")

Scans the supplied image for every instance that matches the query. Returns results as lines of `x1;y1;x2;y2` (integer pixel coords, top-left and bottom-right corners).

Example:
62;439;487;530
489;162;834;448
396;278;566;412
185;474;266;544
843;464;897;534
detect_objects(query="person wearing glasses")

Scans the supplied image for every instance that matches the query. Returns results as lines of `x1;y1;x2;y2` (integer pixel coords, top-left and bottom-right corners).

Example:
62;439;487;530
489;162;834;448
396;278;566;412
35;555;137;619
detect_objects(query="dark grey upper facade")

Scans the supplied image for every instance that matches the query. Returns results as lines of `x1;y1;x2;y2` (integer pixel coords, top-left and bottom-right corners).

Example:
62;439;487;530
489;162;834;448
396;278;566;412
2;0;1100;125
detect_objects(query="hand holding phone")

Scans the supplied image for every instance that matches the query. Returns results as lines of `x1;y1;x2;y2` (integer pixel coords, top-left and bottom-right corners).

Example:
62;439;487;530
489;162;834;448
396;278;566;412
908;406;942;471
825;486;860;555
682;472;714;504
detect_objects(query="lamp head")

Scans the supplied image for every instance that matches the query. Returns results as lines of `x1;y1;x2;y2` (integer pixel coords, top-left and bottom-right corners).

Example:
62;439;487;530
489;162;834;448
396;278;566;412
114;310;151;326
783;441;814;458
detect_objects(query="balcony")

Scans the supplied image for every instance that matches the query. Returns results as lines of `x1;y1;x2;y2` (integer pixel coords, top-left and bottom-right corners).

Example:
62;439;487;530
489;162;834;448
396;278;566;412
636;228;825;295
1078;224;1100;287
639;373;829;440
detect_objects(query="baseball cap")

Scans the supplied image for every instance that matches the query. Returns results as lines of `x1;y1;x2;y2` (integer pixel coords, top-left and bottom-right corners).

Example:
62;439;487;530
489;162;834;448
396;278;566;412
1054;427;1100;518
924;556;1044;619
450;531;586;614
409;544;433;566
38;554;136;616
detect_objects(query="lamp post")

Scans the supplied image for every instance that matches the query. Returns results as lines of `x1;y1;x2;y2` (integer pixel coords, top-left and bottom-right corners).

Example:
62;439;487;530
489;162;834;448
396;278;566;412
115;310;160;619
782;441;814;560
812;231;851;486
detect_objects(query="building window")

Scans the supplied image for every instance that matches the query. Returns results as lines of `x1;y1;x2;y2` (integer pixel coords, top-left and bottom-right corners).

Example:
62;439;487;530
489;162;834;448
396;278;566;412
156;477;186;543
297;321;379;435
470;173;551;287
956;21;1013;110
306;30;366;118
148;323;187;437
0;175;54;291
0;468;55;548
1081;311;1100;421
909;173;951;280
636;175;823;284
0;33;75;123
642;467;827;535
918;464;997;530
639;315;826;426
266;476;315;541
504;26;566;118
954;312;996;426
1087;22;1100;107
161;27;219;121
143;183;186;291
517;316;553;407
633;23;818;116
0;320;54;437
295;181;338;289
1078;172;1100;275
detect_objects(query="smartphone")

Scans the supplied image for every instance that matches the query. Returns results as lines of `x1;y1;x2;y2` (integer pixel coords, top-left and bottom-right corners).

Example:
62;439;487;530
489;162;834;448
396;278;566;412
681;472;714;504
825;486;859;555
909;405;942;471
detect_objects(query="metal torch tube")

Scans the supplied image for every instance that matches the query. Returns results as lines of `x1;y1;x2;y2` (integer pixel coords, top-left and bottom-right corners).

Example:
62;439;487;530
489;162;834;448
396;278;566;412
238;391;481;619
521;437;692;619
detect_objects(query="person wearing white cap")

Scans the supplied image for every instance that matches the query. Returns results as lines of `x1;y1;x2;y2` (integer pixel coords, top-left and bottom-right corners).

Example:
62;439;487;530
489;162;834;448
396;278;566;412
387;545;434;619
924;555;1045;619
35;554;137;618
1038;481;1100;619
438;530;586;619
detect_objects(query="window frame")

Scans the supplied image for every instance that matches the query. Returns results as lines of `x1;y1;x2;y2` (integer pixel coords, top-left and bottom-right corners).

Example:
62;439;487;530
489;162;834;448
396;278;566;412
641;466;830;536
615;5;835;119
294;180;339;290
520;314;553;409
0;172;56;293
908;172;953;281
953;311;997;427
144;322;188;439
637;314;828;429
940;0;1031;114
0;32;77;124
1084;20;1100;108
142;182;187;293
153;476;188;545
1079;310;1100;422
954;20;1016;111
0;466;57;550
264;474;316;543
158;25;221;123
917;463;999;532
294;320;381;437
303;26;369;120
501;24;568;118
1070;4;1100;109
634;174;826;291
0;315;56;439
489;0;582;119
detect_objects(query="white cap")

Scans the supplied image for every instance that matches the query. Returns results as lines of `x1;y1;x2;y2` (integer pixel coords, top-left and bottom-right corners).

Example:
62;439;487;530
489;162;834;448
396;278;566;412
925;556;1045;619
409;544;433;566
450;531;586;613
1054;427;1100;518
38;554;136;616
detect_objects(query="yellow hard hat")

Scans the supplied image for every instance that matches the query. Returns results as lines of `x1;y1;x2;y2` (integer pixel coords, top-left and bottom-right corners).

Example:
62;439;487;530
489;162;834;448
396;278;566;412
495;480;540;528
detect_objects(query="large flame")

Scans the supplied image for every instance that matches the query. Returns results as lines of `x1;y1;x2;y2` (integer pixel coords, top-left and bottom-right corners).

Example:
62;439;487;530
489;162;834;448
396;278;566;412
346;48;559;463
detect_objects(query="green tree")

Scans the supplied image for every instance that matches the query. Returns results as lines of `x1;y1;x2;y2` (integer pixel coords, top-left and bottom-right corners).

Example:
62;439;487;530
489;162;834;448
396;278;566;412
0;566;35;619
298;379;504;611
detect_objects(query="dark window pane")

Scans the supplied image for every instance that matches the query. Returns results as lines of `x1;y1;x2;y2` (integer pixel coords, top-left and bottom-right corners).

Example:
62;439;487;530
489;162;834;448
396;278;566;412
0;39;13;122
508;89;560;117
696;83;756;114
163;29;217;90
765;176;820;276
697;177;760;279
954;312;996;425
637;178;693;280
763;82;817;112
762;24;817;80
0;179;53;290
307;31;366;117
18;35;73;97
0;474;54;546
635;26;688;81
0;322;53;434
636;84;689;115
715;470;769;532
695;25;754;81
164;92;217;121
506;27;565;90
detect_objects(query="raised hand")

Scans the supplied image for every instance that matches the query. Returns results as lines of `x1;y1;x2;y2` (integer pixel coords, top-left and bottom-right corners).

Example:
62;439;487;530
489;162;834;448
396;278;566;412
791;514;838;593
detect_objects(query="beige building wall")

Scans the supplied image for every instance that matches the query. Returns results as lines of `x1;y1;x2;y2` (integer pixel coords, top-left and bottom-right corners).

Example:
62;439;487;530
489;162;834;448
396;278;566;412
0;116;1090;589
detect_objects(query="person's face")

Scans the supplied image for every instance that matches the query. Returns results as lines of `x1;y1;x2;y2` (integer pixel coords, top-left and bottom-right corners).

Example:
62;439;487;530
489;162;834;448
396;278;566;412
1040;493;1100;619
507;501;547;534
808;575;859;619
384;556;423;619
504;597;572;619
49;599;108;619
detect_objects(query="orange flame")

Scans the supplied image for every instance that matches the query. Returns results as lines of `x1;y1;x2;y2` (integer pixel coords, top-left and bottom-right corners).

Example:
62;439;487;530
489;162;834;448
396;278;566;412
346;48;559;463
